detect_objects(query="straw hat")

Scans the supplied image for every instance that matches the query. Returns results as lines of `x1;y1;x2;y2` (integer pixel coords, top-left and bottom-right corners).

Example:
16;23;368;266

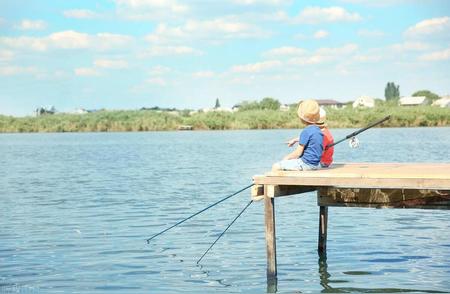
316;107;326;125
297;100;320;124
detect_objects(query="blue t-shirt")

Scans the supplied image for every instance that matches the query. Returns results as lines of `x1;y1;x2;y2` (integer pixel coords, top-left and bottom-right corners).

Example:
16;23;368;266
299;125;323;166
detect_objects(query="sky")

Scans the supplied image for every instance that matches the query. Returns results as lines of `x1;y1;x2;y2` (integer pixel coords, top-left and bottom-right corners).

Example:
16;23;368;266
0;0;449;116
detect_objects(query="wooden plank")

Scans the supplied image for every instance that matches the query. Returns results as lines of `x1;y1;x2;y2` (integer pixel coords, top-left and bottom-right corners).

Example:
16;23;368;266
252;184;316;200
251;184;264;201
318;187;450;209
264;191;277;280
253;163;450;190
318;206;328;254
266;185;316;198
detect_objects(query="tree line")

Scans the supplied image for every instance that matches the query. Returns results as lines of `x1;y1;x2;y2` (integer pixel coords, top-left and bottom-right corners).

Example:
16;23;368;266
385;82;441;103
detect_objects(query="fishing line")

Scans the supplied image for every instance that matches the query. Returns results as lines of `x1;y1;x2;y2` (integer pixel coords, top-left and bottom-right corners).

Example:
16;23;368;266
197;200;254;264
146;183;254;243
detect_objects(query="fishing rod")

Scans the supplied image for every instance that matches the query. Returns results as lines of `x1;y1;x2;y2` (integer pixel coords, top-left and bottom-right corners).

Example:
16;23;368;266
146;183;254;243
325;115;391;150
197;200;253;264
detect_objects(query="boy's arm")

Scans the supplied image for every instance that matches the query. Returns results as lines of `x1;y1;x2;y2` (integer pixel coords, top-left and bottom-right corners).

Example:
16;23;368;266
283;144;304;160
286;137;299;147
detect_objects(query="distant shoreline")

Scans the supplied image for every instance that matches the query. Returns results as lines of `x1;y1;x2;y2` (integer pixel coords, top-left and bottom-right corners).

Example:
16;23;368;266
1;106;449;133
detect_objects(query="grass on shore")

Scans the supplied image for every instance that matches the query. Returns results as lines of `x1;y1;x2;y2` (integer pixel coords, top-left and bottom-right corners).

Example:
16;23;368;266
0;105;449;133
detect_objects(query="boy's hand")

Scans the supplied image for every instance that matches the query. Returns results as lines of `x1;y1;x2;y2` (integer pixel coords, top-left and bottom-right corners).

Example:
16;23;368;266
286;138;298;147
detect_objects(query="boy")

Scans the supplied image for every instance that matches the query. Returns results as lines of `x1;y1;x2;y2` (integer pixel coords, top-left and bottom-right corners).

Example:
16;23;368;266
272;100;323;171
284;107;334;168
317;108;334;167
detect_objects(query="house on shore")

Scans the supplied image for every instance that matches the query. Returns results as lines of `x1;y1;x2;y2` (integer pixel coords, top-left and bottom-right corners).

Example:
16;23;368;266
72;108;89;114
279;104;290;111
316;99;345;109
35;106;56;117
399;96;427;106
202;107;233;113
353;96;375;108
432;96;450;108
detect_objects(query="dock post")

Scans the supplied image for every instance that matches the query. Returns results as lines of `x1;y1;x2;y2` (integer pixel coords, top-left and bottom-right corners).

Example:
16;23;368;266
264;190;277;283
318;206;328;254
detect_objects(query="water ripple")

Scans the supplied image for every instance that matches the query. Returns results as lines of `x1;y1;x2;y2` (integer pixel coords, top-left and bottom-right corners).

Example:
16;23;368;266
1;129;449;293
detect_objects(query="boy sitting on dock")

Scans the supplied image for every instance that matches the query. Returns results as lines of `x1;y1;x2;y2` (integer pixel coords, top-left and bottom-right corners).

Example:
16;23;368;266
282;107;335;169
272;100;323;171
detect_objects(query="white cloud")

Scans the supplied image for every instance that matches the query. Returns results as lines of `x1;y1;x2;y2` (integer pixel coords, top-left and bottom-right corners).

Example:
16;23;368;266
391;41;430;51
74;59;129;77
419;48;450;61
115;0;188;11
94;59;129;69
1;36;47;51
230;60;282;73
15;19;47;31
47;31;91;49
314;30;329;39
316;43;358;55
262;10;290;22
353;54;382;62
63;9;98;19
147;77;167;86
145;24;185;43
149;65;172;75
231;0;291;5
289;43;358;65
192;70;215;78
289;55;330;65
0;66;40;76
74;67;101;76
294;6;362;24
0;31;134;52
0;50;15;62
263;46;306;57
143;45;202;57
145;19;270;44
405;17;450;38
358;29;384;37
338;0;410;6
115;0;189;20
96;33;134;50
0;65;64;80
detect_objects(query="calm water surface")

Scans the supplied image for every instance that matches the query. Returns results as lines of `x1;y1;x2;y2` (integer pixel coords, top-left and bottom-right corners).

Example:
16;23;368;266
1;127;450;293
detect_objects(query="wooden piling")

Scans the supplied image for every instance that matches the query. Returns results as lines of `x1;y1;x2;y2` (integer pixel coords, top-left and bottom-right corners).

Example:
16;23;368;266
318;206;328;254
264;188;277;280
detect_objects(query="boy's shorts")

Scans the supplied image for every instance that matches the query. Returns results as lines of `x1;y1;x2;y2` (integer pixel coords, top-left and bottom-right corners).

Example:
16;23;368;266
276;158;318;171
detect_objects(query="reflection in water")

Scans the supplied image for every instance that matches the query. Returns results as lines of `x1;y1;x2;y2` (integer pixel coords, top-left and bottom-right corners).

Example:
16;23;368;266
318;255;332;292
267;254;447;293
196;264;232;288
267;276;277;293
316;255;446;294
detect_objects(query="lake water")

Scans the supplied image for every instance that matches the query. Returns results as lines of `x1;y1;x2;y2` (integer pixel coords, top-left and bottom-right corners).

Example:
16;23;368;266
1;127;450;293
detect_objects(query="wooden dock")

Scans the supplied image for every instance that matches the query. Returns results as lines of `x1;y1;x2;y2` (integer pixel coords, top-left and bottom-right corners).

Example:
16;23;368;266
251;163;450;284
